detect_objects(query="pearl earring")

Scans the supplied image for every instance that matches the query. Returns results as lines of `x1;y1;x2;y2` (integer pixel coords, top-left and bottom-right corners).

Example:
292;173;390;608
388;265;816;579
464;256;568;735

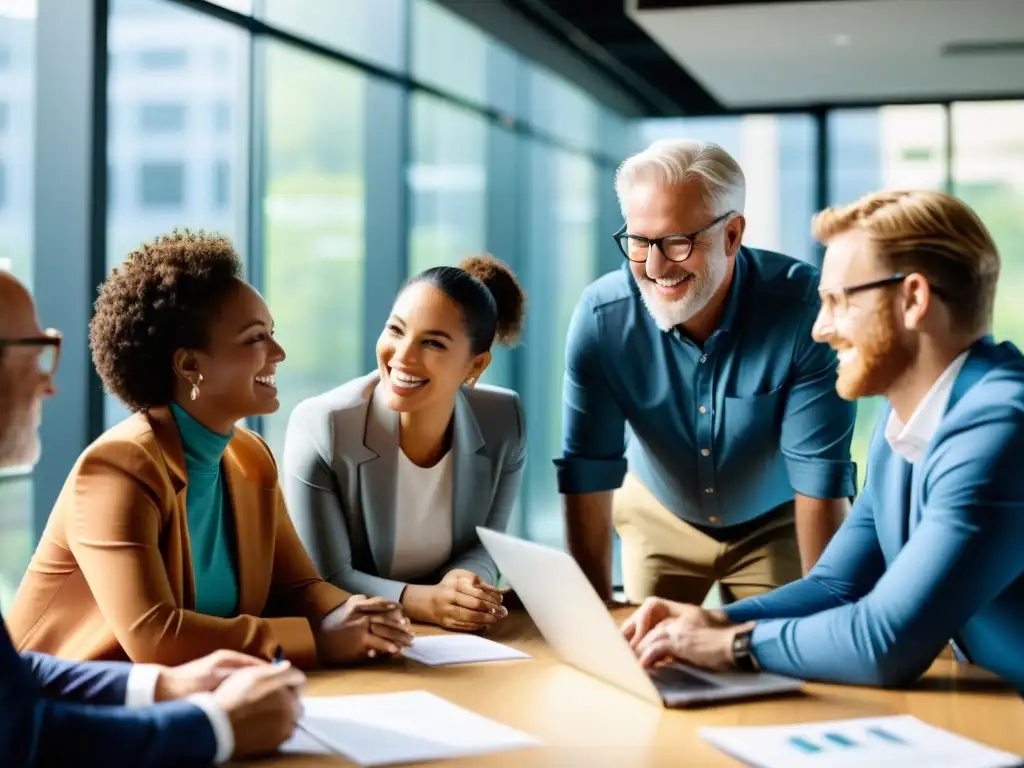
466;377;476;387
190;372;203;401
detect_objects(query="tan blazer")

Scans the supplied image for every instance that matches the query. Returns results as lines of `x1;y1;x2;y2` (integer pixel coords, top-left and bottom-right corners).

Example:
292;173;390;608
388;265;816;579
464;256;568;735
6;407;349;668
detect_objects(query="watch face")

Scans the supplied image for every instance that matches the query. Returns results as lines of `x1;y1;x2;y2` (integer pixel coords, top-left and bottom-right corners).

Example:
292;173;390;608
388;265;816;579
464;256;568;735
732;631;757;671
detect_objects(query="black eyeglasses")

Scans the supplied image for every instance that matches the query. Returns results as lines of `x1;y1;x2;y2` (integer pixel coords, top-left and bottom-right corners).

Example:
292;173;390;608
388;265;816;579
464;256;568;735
819;274;946;316
614;210;736;263
0;329;63;375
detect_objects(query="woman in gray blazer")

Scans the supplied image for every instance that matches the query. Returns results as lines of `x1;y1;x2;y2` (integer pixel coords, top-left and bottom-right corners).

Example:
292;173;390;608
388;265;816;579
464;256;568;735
283;255;527;632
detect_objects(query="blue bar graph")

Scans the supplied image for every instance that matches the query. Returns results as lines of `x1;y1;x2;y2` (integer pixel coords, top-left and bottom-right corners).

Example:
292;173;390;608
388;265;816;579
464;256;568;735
868;726;908;745
787;736;823;754
824;732;857;748
785;726;913;757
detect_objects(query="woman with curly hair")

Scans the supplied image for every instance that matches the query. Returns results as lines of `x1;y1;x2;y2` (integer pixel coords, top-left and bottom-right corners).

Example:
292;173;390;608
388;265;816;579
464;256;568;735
7;230;413;669
282;255;528;632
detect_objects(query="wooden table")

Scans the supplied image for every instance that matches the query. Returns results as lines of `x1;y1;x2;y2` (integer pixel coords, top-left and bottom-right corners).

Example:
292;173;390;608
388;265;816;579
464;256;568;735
241;608;1024;766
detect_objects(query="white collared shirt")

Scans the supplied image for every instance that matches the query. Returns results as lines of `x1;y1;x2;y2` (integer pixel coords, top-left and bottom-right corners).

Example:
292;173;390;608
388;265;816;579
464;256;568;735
884;351;970;463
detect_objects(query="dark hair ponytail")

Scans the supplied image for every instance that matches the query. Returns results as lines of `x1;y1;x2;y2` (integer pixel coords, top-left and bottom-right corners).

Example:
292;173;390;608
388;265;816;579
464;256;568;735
407;254;526;355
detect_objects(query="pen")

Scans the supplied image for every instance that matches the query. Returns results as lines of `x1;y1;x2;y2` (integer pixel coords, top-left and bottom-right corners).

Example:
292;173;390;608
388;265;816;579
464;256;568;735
273;645;339;755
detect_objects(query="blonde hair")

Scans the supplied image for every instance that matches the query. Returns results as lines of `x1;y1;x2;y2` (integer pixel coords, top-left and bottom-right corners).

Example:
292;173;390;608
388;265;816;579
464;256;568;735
812;190;1000;335
615;138;745;217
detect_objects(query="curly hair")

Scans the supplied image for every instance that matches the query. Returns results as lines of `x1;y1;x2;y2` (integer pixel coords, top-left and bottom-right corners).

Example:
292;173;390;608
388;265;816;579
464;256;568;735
456;254;526;347
89;230;243;412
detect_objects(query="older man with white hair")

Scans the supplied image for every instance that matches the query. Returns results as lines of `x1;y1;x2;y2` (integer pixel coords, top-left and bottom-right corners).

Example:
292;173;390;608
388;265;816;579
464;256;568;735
556;139;857;610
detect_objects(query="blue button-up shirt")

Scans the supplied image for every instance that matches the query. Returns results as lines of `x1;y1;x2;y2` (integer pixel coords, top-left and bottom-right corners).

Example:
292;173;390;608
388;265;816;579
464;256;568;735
555;246;857;528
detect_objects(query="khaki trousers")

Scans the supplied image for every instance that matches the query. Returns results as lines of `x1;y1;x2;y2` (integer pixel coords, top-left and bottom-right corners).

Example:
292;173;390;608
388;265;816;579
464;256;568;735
613;473;801;605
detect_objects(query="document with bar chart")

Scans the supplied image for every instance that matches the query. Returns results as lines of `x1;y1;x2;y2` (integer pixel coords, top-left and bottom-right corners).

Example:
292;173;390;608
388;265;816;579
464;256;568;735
699;715;1022;767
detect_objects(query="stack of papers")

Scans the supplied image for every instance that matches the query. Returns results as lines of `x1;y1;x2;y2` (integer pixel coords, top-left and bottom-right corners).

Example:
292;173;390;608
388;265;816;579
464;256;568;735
699;715;1022;767
281;690;541;765
402;634;531;666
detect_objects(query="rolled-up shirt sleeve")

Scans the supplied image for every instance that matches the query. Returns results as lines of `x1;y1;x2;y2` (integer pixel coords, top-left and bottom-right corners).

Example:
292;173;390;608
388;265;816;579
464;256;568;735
554;294;628;495
780;308;858;500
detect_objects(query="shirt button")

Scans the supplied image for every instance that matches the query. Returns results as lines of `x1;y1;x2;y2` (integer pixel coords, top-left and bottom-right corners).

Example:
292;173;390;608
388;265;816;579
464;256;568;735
701;449;710;456
700;355;707;363
708;515;718;523
699;405;707;414
704;487;714;494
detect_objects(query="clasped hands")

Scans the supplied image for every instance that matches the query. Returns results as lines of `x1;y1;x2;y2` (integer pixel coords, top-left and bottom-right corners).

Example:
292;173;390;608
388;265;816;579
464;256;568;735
621;597;755;671
150;596;411;705
152;595;416;706
402;568;508;631
315;594;415;663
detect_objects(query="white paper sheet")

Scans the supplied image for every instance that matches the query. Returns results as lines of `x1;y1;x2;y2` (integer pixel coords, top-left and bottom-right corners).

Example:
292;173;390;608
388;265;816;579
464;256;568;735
699;715;1022;768
279;690;541;765
402;634;531;666
281;723;335;755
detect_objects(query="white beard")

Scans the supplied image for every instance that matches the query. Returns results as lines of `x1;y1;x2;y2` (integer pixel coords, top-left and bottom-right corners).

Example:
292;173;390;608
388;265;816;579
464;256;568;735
0;400;42;470
0;422;41;469
635;254;727;332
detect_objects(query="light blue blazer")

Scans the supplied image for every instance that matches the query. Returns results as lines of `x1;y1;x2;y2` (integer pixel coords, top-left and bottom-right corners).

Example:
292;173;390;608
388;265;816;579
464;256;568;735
725;337;1024;691
282;372;527;603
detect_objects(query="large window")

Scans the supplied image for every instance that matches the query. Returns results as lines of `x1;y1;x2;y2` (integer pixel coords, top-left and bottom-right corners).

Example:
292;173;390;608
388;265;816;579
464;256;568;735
528;65;598;154
408;93;487;275
828;105;947;487
0;9;32;283
263;0;406;73
641;114;818;266
522;144;599;545
105;0;249;428
412;0;487;108
951;101;1024;348
260;44;367;457
0;7;34;611
829;105;947;204
6;0;666;601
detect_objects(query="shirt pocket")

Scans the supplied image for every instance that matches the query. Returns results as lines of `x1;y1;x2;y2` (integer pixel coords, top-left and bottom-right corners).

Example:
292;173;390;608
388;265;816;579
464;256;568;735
720;386;784;464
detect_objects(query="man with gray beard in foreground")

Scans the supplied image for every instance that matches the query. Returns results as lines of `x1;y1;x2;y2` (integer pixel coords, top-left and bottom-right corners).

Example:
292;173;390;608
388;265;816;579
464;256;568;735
556;139;856;608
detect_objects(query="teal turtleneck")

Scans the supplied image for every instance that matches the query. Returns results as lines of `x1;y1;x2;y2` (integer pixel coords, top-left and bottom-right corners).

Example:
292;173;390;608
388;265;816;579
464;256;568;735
170;402;239;618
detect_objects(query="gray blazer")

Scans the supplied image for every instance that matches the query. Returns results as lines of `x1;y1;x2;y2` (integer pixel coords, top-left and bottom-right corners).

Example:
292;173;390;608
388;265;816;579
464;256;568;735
281;371;527;602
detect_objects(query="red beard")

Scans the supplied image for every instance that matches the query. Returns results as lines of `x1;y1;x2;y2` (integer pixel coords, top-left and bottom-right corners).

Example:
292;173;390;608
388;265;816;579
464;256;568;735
835;302;912;401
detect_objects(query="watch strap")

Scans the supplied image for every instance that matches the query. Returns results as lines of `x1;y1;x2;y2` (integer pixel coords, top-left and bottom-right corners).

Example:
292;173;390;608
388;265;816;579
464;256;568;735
732;628;760;672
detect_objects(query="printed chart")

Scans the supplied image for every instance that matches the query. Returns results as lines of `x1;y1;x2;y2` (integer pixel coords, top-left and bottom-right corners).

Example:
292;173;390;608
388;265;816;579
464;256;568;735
699;715;1022;767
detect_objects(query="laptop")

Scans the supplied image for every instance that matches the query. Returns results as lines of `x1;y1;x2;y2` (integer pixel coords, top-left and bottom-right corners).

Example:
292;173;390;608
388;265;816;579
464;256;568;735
477;527;803;708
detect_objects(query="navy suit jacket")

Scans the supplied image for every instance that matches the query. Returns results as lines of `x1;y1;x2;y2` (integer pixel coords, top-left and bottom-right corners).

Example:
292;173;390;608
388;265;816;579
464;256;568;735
2;612;217;766
725;338;1024;691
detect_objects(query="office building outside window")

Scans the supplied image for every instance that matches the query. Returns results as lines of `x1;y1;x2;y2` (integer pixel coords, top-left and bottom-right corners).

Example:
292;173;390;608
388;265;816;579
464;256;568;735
105;0;250;428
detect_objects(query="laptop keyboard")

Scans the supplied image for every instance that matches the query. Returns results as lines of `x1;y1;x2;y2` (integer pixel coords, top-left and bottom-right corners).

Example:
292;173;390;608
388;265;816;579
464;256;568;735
648;664;718;692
